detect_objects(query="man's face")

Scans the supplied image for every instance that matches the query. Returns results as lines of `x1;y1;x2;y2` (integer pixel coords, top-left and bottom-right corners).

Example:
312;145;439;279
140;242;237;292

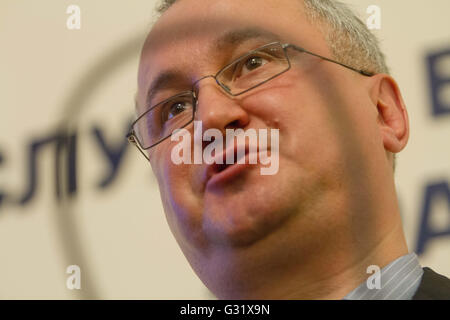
137;0;385;292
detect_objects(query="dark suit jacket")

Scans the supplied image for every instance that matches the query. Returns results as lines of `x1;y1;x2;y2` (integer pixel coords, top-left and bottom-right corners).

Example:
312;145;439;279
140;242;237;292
412;267;450;300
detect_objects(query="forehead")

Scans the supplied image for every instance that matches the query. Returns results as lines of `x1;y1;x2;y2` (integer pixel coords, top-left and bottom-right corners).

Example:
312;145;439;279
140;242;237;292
148;0;306;44
142;0;321;61
137;0;327;110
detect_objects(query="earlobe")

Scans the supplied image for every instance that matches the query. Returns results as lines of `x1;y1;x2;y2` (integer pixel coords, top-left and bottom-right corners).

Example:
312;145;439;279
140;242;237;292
373;75;410;153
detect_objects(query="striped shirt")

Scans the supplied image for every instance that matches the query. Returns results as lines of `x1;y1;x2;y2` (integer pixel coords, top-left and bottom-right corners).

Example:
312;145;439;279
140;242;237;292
344;252;423;300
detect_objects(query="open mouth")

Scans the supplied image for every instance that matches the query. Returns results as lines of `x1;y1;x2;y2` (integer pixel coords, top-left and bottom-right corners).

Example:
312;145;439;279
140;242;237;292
206;143;258;187
214;147;247;173
215;162;231;173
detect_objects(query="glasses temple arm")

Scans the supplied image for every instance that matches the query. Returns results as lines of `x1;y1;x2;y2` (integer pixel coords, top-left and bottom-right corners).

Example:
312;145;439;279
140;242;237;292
283;43;374;77
127;132;150;161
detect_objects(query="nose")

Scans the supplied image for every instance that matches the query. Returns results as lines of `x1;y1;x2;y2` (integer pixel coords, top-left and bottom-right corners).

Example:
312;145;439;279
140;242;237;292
194;79;250;134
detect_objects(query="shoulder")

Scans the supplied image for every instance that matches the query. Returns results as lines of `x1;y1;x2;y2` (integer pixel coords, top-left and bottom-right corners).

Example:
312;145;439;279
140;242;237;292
413;267;450;300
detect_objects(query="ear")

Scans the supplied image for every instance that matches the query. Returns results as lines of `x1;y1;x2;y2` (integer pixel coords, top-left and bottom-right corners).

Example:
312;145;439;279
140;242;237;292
370;74;410;153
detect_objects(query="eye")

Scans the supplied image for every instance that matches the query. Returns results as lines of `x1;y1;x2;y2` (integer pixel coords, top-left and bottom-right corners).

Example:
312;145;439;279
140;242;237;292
237;55;270;78
161;99;193;124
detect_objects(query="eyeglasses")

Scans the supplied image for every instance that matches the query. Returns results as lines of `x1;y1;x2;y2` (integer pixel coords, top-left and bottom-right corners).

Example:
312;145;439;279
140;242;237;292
127;41;374;160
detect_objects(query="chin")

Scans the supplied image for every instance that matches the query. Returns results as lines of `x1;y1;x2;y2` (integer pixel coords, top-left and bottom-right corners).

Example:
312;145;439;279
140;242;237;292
201;168;300;247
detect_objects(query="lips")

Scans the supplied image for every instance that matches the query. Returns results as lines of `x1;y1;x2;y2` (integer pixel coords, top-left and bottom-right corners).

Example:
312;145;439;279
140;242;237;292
205;141;262;187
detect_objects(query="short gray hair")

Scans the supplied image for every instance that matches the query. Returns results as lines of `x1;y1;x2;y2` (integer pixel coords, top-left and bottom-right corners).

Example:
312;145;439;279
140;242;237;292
155;0;389;75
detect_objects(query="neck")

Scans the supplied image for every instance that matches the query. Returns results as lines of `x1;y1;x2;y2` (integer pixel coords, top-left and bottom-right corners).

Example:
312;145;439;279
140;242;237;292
277;222;409;300
210;180;409;300
212;221;408;300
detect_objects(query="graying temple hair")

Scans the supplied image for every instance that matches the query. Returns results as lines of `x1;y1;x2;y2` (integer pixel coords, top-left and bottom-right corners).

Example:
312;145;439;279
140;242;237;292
155;0;390;75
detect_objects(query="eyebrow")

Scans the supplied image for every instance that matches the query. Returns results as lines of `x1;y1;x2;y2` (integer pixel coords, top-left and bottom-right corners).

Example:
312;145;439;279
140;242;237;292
213;27;283;51
145;70;186;108
145;27;283;109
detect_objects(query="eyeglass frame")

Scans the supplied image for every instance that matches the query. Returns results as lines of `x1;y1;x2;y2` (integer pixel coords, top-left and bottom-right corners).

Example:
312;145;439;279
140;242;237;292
127;41;375;160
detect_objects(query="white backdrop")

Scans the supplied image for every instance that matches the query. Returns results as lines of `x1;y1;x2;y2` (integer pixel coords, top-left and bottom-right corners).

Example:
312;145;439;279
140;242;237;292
0;0;449;299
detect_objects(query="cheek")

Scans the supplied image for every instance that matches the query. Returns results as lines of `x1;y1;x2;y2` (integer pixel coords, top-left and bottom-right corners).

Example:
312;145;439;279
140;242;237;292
249;72;343;150
151;142;207;247
156;143;193;210
297;74;382;184
259;72;368;180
